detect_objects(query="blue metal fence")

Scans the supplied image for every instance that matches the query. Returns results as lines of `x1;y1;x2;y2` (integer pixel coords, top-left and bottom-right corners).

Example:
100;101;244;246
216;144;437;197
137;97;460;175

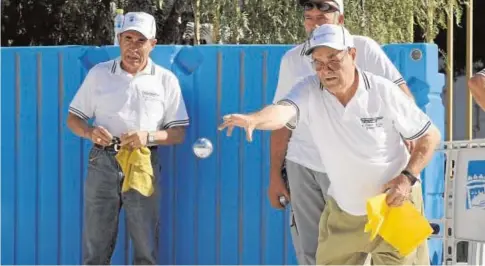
0;43;445;265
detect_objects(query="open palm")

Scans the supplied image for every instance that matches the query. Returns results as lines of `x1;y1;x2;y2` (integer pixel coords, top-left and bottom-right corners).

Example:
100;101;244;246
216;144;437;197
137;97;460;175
218;114;256;142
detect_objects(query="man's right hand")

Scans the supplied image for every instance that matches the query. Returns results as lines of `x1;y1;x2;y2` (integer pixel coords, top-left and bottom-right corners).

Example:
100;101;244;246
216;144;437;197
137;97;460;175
268;173;290;209
218;113;256;142
87;126;113;146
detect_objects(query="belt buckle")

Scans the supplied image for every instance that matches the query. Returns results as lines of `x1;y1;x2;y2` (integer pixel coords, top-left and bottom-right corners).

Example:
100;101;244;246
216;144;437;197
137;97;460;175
112;137;121;152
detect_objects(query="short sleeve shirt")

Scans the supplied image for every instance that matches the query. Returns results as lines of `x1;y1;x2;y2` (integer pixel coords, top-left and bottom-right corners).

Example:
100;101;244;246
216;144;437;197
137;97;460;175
278;70;432;215
271;36;407;172
69;58;189;137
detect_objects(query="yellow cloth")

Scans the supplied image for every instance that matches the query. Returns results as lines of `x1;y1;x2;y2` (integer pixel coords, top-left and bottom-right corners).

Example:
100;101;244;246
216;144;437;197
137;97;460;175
364;193;433;256
115;147;154;197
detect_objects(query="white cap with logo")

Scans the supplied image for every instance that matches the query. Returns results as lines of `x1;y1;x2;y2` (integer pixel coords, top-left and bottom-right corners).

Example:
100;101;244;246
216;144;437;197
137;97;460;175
120;12;157;39
304;24;354;56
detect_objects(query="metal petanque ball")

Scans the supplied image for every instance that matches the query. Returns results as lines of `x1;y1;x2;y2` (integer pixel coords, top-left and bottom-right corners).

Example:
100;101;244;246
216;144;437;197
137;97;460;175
193;138;213;158
279;195;289;207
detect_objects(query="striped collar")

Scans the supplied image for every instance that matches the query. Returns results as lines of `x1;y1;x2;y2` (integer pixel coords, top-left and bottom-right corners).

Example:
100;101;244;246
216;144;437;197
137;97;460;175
111;57;156;76
300;29;316;56
300;41;308;56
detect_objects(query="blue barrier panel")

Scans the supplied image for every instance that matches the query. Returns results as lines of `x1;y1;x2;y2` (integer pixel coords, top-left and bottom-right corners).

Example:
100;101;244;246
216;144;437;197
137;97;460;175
0;43;444;265
1;48;16;265
383;43;446;265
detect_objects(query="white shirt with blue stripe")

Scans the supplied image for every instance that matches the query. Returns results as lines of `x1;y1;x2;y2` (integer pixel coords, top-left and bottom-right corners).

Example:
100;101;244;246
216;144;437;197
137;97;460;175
278;70;432;215
69;58;189;137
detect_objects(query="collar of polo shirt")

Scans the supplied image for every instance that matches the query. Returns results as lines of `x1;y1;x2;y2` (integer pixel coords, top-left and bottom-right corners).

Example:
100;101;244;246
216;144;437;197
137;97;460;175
111;57;156;76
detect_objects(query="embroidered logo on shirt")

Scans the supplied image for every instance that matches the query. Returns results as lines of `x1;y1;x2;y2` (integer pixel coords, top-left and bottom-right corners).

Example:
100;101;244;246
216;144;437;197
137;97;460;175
360;116;384;130
142;91;160;99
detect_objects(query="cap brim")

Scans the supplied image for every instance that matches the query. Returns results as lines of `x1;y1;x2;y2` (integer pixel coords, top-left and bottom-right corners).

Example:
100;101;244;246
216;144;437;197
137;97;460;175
120;26;153;39
304;43;347;56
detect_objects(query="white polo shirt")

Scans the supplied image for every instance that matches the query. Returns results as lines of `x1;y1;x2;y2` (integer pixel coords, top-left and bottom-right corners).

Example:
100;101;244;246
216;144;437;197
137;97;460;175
278;70;432;215
273;35;406;173
69;58;189;137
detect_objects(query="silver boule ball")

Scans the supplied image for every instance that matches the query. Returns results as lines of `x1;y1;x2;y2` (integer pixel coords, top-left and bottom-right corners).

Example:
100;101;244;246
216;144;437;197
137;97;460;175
279;195;289;207
193;138;213;159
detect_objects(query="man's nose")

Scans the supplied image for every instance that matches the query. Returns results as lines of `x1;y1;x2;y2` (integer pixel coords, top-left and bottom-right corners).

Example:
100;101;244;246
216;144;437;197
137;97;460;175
319;67;334;75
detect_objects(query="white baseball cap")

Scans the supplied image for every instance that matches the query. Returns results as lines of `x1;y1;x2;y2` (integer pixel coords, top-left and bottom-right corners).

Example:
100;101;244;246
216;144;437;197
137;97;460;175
304;24;354;55
120;12;157;39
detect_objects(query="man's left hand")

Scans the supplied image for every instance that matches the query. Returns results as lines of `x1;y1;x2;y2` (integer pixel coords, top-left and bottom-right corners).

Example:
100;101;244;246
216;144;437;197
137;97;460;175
381;174;413;207
120;131;149;149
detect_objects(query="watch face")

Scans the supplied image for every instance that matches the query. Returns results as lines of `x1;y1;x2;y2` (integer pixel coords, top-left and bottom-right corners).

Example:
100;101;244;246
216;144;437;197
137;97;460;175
147;133;154;144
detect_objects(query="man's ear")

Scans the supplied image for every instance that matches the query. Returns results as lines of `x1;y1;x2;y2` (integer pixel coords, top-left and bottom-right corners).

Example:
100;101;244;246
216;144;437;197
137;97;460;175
150;39;157;48
349;47;357;60
338;14;344;24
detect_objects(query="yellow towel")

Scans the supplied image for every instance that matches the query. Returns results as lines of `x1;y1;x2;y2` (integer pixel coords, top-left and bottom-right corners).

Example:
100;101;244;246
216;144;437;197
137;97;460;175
115;147;154;197
364;193;433;256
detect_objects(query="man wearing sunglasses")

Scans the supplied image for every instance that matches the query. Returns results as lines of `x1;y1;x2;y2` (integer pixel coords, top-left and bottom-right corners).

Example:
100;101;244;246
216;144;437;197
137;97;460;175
269;0;424;265
219;24;440;265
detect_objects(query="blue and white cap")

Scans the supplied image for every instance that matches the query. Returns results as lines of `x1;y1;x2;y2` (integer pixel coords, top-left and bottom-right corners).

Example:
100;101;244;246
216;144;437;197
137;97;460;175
304;24;354;56
120;12;157;39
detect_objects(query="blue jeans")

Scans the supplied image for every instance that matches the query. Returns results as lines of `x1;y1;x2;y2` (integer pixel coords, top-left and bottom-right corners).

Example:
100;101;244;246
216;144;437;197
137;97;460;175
82;146;160;265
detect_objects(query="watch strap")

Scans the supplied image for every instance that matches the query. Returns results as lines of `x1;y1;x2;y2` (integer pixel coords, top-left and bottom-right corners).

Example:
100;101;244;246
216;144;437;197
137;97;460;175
401;169;418;185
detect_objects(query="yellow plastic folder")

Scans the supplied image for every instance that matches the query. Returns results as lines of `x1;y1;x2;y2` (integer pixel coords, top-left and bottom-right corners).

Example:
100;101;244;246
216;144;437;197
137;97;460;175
116;147;154;197
364;193;433;256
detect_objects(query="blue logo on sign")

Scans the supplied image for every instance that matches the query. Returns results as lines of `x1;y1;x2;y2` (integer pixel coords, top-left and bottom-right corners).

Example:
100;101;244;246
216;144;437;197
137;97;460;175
466;160;485;210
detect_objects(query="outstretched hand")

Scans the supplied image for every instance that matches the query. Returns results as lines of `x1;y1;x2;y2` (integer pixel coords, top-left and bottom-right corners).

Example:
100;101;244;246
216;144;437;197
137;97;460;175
218;114;256;142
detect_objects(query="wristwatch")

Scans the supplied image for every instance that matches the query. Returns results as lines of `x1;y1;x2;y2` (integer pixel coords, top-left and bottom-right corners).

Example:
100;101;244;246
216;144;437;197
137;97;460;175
147;132;156;146
401;169;419;185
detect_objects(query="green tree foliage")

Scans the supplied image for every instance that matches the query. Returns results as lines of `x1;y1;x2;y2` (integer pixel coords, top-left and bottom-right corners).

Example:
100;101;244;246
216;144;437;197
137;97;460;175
0;0;466;47
191;0;464;45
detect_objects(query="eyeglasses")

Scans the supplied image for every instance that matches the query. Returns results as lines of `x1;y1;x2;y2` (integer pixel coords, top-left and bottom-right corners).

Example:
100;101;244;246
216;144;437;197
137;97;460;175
302;1;340;13
310;49;348;71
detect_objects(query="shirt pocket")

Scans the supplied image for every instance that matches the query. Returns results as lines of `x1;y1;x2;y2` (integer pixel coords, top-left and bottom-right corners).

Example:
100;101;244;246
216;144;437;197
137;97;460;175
140;91;164;122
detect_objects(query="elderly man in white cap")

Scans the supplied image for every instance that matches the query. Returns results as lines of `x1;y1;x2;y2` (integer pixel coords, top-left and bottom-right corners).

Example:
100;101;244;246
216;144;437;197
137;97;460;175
67;11;189;264
219;24;441;265
269;0;421;264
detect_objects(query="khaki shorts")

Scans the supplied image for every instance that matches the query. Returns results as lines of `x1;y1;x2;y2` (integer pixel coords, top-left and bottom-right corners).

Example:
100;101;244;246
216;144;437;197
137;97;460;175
316;185;430;265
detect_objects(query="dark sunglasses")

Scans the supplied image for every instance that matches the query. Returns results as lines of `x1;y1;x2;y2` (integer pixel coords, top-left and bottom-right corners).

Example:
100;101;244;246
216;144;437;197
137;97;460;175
303;1;339;13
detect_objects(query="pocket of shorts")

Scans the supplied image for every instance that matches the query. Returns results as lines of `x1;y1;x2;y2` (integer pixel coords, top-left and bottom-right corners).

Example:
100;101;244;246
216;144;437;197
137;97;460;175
290;209;296;226
150;152;161;183
88;148;101;165
408;184;424;210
